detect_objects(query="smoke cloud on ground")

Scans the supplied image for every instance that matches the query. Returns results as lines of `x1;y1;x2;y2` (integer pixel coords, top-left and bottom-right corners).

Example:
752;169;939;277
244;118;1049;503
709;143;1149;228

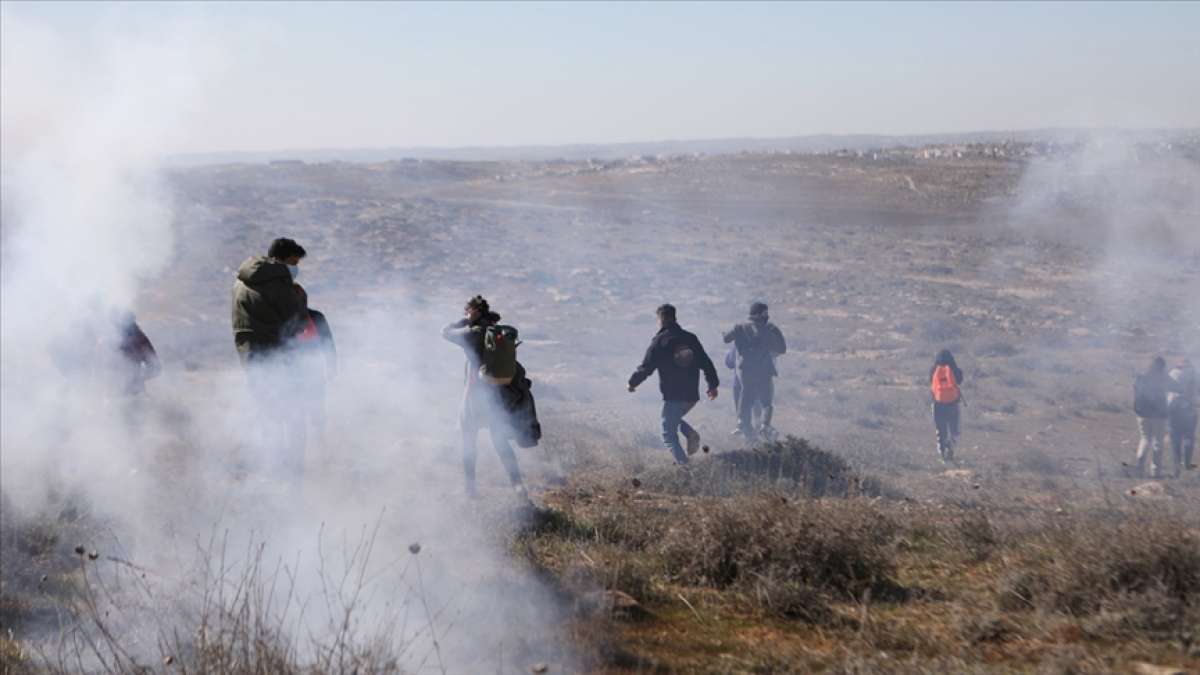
1;9;572;672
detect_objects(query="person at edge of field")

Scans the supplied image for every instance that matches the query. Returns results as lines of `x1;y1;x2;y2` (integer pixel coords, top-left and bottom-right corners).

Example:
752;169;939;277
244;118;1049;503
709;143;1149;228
723;302;786;443
929;349;964;463
230;237;309;479
627;304;719;465
441;295;527;500
1166;357;1196;478
290;283;337;458
1133;355;1180;479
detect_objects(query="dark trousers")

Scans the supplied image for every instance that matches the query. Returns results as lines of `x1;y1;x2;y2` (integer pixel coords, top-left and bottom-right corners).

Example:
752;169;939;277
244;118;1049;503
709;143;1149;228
738;375;774;436
1170;406;1197;476
932;401;960;456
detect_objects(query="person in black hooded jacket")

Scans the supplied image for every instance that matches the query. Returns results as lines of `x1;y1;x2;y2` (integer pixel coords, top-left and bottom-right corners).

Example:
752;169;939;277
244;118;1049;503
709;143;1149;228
628;304;719;464
929;349;964;463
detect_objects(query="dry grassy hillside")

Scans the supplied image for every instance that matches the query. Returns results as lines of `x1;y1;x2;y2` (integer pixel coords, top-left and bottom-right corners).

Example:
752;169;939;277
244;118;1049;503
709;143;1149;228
3;148;1199;673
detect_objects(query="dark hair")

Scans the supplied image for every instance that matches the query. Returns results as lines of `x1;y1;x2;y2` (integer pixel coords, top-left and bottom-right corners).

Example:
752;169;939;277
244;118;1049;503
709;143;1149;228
268;237;306;260
935;349;955;365
466;295;490;314
749;301;769;318
1150;356;1166;372
656;304;677;322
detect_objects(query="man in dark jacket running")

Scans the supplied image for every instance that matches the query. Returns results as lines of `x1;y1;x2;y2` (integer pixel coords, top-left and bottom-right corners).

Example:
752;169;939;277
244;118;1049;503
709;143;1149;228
442;295;527;499
723;302;786;443
628;304;719;464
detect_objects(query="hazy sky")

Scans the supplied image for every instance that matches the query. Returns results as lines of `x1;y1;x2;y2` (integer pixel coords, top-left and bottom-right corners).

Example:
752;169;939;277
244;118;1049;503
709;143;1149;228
3;1;1198;154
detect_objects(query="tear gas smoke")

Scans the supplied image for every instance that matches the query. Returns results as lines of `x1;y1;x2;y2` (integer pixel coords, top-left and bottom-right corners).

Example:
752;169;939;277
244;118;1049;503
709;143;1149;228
1;8;572;671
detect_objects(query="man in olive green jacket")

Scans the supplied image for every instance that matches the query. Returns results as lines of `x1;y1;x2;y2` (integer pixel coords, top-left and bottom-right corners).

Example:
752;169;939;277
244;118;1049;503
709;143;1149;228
231;237;308;479
231;238;307;362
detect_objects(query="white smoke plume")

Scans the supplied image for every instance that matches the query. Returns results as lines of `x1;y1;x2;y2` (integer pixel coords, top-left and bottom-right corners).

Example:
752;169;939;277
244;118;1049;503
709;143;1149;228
2;7;571;671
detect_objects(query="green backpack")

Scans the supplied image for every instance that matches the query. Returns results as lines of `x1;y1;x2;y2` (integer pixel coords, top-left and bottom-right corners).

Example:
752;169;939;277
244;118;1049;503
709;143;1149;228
480;324;519;382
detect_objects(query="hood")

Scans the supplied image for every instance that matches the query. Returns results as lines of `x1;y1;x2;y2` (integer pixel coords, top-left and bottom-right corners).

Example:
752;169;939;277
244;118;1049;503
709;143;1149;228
934;349;955;365
237;256;292;285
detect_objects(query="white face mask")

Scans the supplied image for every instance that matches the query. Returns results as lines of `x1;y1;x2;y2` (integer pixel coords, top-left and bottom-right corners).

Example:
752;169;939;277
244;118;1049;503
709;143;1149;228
287;264;300;280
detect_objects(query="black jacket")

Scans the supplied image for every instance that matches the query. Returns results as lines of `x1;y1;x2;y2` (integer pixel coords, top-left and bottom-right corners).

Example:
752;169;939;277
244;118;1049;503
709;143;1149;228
723;320;786;378
629;322;719;402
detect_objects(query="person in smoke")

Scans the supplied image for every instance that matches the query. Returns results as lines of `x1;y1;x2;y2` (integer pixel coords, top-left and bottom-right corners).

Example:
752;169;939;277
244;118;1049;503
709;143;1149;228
1133;356;1180;479
230;237;309;478
51;307;161;398
104;309;162;397
231;237;308;361
1168;357;1197;478
724;344;755;436
442;295;527;500
628;304;719;465
723;302;786;443
290;284;337;456
929;349;964;463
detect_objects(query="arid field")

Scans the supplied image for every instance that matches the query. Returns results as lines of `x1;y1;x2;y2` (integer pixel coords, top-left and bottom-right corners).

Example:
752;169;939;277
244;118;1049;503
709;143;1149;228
3;140;1200;673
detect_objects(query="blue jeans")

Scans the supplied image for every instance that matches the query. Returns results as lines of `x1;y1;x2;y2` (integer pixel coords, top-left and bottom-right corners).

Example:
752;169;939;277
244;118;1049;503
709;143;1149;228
661;400;697;464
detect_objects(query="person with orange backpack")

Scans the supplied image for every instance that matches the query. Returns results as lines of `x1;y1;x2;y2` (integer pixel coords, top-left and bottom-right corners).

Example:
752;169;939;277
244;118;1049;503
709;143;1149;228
929;349;964;463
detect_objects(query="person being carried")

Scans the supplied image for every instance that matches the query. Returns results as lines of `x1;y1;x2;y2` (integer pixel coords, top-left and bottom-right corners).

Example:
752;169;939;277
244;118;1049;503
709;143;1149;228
723;302;786;443
929;349;964;463
1167;357;1197;478
628;304;719;465
442;295;528;499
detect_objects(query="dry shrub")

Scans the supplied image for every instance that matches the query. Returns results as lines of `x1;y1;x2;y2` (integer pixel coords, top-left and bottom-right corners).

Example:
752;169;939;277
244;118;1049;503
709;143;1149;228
995;515;1200;639
34;525;418;675
1014;446;1061;476
953;510;999;562
659;496;901;603
561;549;665;607
749;575;833;624
640;436;886;499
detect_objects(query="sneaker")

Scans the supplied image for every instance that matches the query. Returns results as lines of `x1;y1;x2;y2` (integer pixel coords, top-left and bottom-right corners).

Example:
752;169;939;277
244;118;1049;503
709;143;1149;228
730;428;743;436
685;428;701;456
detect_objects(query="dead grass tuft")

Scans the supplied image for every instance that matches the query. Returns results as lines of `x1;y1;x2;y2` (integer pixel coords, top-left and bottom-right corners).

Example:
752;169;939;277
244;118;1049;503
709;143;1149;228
640;436;886;499
660;496;901;603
